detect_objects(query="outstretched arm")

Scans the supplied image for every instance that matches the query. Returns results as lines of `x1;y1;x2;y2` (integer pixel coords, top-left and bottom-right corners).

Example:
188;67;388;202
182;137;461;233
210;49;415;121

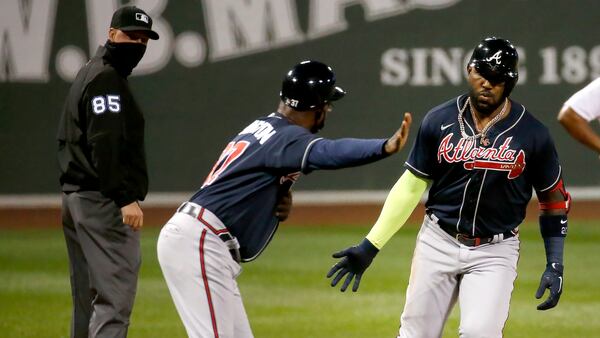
303;113;412;172
327;170;429;291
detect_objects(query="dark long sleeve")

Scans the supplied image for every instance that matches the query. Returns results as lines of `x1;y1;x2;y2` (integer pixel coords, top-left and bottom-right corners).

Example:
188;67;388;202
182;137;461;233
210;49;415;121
84;70;146;207
58;46;148;206
303;138;388;173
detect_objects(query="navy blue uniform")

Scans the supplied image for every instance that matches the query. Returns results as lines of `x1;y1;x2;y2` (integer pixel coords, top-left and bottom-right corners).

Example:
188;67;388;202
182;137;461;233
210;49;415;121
405;94;562;237
191;112;388;261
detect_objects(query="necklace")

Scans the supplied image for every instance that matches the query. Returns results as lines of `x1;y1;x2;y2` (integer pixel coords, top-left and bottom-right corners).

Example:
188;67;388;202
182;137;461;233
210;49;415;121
458;97;508;145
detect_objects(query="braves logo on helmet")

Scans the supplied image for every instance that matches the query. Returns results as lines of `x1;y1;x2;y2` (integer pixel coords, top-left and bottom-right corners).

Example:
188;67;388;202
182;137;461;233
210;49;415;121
485;51;503;65
437;134;526;179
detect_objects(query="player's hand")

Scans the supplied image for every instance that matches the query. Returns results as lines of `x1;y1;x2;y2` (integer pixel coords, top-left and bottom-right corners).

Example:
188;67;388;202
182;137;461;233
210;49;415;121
327;239;379;292
121;202;143;231
384;112;412;155
535;262;564;310
275;190;293;221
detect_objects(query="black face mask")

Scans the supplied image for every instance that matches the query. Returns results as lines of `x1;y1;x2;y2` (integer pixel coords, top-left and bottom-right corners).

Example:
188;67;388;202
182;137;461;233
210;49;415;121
105;41;147;76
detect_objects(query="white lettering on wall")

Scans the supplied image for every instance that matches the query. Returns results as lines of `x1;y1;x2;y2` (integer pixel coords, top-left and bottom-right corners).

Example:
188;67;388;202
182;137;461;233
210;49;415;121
381;48;409;86
381;46;529;87
431;48;463;85
309;0;398;38
203;0;303;60
309;0;461;38
0;0;58;82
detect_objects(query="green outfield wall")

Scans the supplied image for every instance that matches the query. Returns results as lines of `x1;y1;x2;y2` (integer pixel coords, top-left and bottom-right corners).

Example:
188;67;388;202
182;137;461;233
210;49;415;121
1;0;599;194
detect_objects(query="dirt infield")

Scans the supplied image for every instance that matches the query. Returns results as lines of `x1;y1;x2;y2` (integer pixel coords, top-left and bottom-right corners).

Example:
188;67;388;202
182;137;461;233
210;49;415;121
1;201;598;228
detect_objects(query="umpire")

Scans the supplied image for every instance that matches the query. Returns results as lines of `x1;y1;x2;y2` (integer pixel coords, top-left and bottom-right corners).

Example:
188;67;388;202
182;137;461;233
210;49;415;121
57;6;159;338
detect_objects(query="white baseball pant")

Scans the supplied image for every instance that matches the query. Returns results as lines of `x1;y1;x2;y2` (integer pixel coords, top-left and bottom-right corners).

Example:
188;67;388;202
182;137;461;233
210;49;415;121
157;204;253;338
398;215;519;338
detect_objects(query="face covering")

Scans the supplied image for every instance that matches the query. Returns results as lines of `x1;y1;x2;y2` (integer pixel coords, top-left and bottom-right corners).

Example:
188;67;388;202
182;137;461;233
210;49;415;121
105;41;147;76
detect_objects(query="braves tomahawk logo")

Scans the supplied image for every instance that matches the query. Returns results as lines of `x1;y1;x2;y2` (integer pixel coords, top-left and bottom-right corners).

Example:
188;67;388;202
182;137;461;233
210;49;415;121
485;50;503;64
280;172;300;185
437;134;525;179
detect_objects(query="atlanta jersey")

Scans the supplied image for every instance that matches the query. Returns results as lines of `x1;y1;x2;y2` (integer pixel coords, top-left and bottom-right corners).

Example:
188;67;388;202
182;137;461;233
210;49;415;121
191;112;388;261
406;94;562;237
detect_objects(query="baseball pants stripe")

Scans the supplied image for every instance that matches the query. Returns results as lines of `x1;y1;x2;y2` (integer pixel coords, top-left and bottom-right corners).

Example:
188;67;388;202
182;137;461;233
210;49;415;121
157;212;253;338
199;229;220;337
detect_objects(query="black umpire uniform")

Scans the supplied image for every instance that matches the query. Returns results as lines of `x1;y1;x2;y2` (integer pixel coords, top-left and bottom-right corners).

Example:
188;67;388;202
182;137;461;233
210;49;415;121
57;6;158;338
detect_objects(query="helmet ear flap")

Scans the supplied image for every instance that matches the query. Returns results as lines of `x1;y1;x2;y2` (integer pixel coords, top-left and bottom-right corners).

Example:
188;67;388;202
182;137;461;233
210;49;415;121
503;77;517;98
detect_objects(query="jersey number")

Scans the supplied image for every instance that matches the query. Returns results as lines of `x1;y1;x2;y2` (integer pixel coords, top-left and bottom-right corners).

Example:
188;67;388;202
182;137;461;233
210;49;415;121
92;95;121;114
202;141;250;188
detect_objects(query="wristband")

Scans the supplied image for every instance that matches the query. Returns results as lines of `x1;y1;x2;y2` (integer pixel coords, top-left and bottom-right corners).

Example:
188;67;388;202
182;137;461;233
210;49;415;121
539;214;568;238
542;237;565;265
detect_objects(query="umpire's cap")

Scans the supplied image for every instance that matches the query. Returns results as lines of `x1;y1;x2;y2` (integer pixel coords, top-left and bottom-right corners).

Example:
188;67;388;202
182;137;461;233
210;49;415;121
468;37;518;96
280;60;346;111
111;6;159;40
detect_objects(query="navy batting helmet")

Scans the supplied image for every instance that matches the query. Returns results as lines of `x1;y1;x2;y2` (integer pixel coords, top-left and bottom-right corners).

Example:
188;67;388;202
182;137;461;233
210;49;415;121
468;37;519;97
280;60;346;111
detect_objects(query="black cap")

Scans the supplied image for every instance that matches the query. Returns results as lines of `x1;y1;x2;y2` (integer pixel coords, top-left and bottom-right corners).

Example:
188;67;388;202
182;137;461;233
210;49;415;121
110;6;159;40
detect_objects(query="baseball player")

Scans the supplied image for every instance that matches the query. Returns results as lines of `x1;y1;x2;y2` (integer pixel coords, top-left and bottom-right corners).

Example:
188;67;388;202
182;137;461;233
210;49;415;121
328;37;570;338
157;60;412;338
57;6;159;338
558;77;600;157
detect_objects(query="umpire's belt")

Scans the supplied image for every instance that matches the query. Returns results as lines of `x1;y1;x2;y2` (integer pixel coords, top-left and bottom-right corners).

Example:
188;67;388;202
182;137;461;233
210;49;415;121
177;202;241;263
426;210;517;247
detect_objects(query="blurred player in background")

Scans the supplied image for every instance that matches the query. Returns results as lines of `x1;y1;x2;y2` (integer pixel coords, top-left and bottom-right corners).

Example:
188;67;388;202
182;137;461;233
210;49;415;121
558;77;600;157
157;60;412;338
328;37;570;338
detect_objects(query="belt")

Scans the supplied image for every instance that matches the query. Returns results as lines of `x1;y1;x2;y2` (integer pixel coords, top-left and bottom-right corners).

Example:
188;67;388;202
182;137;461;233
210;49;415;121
426;210;518;247
177;202;241;263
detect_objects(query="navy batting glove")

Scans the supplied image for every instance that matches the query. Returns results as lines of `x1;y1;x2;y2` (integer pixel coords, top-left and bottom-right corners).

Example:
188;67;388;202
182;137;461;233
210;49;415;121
327;239;379;292
535;262;564;310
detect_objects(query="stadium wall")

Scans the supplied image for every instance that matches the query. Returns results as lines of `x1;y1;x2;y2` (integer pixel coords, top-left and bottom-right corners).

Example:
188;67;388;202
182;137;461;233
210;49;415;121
1;189;598;228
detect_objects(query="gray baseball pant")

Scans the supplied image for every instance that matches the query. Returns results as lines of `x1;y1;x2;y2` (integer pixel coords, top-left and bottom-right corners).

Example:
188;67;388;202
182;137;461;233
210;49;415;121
398;215;519;338
157;210;253;338
62;191;140;338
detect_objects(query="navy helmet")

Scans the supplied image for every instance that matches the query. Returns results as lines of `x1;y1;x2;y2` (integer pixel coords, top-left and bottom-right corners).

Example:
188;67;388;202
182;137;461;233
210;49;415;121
468;37;519;97
280;60;346;111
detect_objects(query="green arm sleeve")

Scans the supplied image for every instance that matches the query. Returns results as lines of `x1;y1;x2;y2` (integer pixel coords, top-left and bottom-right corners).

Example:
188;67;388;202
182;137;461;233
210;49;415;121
366;170;429;249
